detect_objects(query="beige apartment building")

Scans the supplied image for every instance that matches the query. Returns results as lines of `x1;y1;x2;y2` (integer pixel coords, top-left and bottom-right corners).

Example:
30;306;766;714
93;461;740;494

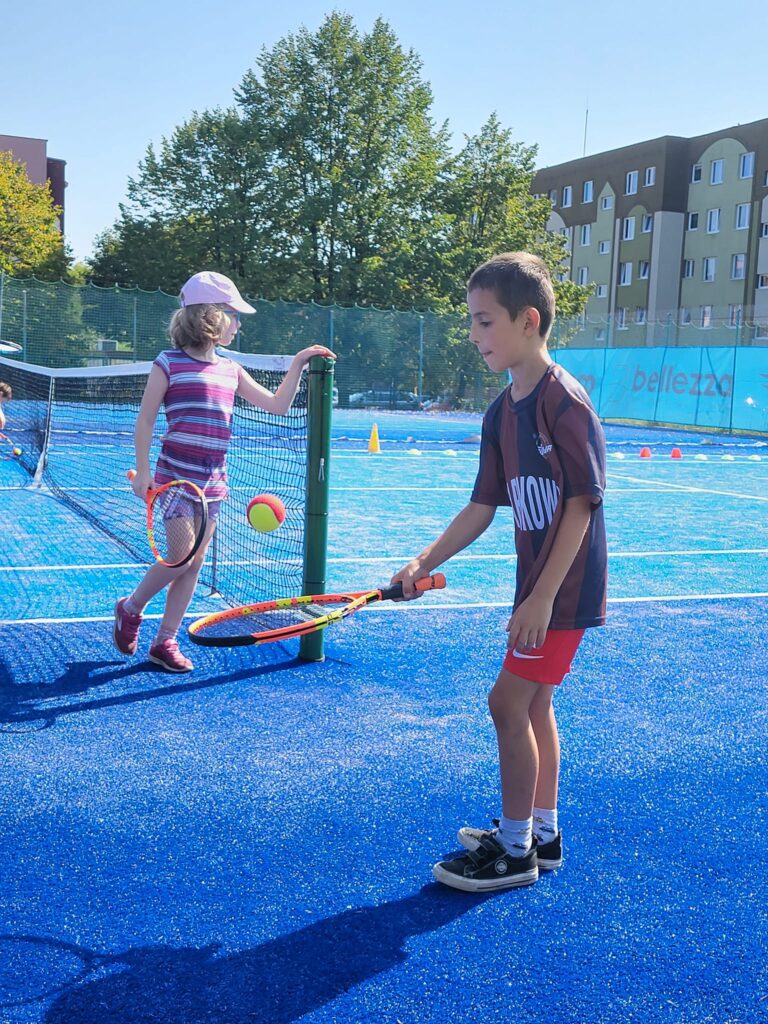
532;119;768;346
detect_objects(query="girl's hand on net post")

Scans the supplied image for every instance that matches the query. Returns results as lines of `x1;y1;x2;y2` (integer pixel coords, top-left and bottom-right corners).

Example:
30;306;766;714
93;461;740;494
293;345;337;368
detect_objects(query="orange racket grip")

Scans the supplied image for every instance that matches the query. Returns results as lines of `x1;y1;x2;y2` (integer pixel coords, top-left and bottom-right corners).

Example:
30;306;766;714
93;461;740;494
414;573;446;592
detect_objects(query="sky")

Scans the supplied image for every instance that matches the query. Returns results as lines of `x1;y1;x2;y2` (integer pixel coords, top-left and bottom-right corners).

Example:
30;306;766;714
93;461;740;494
3;0;767;264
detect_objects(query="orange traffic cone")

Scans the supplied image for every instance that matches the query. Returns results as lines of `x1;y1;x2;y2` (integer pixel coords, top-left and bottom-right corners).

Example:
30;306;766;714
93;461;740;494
640;447;651;458
671;447;682;459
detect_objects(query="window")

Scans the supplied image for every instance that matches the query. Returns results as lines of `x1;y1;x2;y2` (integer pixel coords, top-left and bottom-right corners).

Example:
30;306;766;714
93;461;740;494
596;284;608;298
625;170;638;195
617;308;628;329
601;195;613;210
691;164;702;183
758;275;768;290
623;216;636;241
594;327;606;342
577;266;589;286
703;257;716;282
731;254;746;280
619;262;632;286
701;305;713;328
735;203;750;229
706;208;720;233
710;159;724;185
562;185;573;207
582;180;594;203
762;223;768;238
729;304;743;327
765;171;768;187
549;189;558;205
580;223;591;246
688;212;699;231
680;307;692;325
683;259;695;279
639;260;650;280
642;214;653;233
740;152;755;179
644;166;656;187
635;307;647;324
599;240;611;255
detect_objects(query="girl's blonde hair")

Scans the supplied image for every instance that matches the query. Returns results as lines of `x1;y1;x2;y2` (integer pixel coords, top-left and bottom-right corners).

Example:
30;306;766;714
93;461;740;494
168;304;231;352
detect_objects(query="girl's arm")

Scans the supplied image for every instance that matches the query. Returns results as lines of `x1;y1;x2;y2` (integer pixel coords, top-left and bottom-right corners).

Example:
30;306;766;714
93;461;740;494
236;346;335;415
0;403;6;431
390;501;497;598
131;365;167;497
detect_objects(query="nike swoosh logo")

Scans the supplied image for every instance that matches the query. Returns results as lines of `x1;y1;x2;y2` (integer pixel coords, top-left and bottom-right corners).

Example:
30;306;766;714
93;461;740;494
511;650;544;660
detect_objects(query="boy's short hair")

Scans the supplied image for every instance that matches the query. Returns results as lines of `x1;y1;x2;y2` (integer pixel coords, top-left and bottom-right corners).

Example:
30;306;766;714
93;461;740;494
0;381;11;401
468;252;556;339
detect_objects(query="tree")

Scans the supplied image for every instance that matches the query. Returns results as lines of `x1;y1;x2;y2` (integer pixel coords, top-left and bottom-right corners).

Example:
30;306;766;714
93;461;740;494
0;151;67;276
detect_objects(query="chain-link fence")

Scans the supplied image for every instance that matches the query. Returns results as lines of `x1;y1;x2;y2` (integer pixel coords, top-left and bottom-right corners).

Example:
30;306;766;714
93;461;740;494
2;274;767;413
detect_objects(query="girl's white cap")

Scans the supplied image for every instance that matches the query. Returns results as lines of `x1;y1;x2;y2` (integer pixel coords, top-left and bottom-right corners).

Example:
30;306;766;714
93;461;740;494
180;271;256;313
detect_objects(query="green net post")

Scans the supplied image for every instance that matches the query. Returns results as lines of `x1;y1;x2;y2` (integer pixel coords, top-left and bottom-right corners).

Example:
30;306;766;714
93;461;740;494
300;355;335;662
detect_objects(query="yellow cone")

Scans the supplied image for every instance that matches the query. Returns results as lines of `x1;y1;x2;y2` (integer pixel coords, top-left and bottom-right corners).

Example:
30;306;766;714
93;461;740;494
368;422;381;454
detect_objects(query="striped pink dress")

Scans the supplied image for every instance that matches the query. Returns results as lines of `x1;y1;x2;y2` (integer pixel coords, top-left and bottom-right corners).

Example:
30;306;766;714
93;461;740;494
153;349;240;502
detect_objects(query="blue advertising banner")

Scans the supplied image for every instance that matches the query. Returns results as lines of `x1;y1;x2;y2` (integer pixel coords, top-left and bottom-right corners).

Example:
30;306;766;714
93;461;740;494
553;347;768;433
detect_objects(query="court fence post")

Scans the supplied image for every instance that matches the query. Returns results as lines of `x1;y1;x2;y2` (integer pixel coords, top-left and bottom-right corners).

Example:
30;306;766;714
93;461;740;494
300;355;335;662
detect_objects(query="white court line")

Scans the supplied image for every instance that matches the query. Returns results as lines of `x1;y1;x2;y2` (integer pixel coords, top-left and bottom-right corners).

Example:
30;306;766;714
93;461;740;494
4;547;768;573
4;590;768;626
610;472;768;503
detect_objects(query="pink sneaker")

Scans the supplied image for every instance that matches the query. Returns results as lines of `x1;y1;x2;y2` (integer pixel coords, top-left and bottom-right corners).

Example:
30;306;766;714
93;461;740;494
113;598;143;655
148;639;193;673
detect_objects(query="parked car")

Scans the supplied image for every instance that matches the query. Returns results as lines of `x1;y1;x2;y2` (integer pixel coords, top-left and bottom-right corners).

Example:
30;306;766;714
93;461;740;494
347;389;422;410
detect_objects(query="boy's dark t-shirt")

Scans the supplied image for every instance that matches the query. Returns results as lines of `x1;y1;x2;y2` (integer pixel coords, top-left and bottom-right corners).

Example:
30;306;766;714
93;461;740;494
471;362;607;629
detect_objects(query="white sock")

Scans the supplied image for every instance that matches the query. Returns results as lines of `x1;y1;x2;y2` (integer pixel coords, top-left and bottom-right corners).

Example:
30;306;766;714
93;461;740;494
497;815;533;857
533;807;558;844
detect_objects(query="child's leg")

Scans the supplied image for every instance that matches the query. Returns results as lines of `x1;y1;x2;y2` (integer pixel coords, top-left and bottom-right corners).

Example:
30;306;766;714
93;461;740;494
488;668;542;820
529;684;559;811
154;520;217;640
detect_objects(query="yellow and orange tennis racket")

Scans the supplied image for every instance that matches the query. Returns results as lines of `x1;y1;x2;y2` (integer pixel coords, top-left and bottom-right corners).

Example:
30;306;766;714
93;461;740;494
127;469;209;568
188;573;446;647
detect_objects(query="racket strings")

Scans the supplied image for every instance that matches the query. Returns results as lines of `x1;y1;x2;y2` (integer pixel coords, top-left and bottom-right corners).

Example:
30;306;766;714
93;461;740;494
150;483;206;566
194;600;349;640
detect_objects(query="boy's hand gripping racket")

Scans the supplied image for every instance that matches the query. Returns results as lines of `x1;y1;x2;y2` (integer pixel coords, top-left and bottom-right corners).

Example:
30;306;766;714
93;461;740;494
127;469;208;569
187;573;446;647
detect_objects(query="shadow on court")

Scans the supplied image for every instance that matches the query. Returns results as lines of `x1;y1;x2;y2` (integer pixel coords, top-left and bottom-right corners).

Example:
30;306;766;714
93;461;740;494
26;886;487;1023
0;655;304;731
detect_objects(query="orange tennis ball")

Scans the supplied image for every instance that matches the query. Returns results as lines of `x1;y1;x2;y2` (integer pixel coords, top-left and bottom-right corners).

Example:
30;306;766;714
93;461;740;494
247;494;286;533
12;447;21;456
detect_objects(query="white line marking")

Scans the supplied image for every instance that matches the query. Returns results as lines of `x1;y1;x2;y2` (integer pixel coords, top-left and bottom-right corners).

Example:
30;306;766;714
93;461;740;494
3;547;768;573
3;590;767;625
609;472;768;502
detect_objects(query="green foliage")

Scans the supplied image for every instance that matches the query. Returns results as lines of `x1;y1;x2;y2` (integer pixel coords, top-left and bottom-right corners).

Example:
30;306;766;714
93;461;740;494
88;12;590;337
0;152;67;277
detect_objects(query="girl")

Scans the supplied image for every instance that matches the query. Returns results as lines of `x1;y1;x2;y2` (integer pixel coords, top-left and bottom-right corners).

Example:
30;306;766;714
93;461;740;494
113;270;335;672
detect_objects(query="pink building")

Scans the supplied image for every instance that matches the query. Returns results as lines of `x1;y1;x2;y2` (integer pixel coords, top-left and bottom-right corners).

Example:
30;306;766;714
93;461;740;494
0;134;67;234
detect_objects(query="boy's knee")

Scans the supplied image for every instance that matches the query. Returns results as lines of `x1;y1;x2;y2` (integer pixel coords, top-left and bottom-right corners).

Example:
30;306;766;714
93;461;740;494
488;684;529;733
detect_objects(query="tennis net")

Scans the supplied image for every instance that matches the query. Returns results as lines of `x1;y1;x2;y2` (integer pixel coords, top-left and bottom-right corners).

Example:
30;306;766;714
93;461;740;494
0;352;328;608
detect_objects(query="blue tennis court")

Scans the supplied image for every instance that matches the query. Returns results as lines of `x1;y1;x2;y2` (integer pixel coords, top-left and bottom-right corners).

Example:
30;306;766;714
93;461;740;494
1;413;767;1023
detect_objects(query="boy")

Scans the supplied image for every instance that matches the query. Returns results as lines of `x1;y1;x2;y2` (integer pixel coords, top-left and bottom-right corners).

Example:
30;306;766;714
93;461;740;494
0;381;11;431
391;252;607;892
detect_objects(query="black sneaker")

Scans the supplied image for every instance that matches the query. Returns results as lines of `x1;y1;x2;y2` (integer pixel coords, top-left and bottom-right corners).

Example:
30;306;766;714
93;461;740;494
457;819;563;870
432;834;538;892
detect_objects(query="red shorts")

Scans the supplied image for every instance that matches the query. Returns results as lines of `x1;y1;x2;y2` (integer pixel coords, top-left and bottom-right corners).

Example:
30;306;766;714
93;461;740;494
502;629;585;686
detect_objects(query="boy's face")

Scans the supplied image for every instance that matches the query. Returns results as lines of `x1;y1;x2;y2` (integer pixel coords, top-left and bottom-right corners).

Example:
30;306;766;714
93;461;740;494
467;288;542;374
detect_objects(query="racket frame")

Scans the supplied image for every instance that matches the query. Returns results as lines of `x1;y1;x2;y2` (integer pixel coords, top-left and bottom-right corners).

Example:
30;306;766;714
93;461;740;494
145;478;209;568
187;573;446;647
